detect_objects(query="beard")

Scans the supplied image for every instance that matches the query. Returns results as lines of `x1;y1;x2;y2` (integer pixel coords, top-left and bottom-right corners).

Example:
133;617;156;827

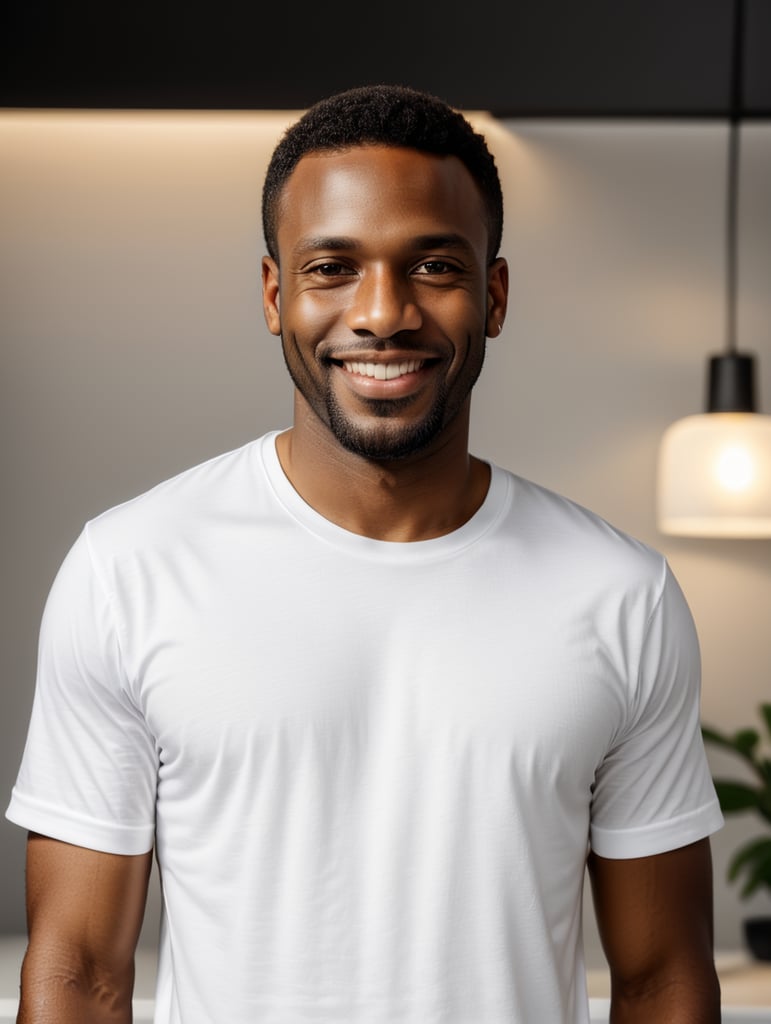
281;331;485;462
325;390;450;461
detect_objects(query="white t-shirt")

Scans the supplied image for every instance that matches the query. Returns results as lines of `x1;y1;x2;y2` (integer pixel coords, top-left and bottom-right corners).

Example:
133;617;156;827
7;431;723;1023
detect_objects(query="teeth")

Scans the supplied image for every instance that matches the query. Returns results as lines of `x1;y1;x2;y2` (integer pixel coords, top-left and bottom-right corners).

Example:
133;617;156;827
342;359;423;379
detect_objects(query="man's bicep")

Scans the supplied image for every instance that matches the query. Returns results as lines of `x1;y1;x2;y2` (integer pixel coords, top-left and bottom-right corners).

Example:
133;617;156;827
25;832;153;971
588;838;716;986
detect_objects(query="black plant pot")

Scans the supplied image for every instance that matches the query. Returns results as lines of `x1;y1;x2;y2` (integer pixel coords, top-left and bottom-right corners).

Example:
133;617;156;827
744;917;771;961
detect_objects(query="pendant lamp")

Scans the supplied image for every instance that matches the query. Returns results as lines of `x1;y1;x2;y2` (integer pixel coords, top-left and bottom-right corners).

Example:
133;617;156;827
656;0;771;538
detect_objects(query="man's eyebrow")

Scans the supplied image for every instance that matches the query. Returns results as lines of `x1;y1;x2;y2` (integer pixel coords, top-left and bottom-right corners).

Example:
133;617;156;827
292;233;475;257
412;233;474;252
292;236;359;257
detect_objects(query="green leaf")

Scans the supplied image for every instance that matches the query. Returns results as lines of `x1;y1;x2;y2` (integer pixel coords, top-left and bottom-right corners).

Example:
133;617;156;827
702;725;734;750
738;844;771;899
733;729;761;759
702;725;759;766
757;791;771;827
713;780;761;813
728;837;771;882
761;704;771;739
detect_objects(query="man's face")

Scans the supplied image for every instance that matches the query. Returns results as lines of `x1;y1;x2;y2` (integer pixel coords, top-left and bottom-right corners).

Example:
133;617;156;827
262;145;506;461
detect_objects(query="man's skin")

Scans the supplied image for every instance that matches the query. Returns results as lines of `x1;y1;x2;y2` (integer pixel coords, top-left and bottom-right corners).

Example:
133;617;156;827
19;835;152;1022
17;145;720;1022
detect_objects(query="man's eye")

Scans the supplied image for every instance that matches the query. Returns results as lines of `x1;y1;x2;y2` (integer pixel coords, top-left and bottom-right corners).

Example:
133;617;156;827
415;260;453;275
312;262;352;277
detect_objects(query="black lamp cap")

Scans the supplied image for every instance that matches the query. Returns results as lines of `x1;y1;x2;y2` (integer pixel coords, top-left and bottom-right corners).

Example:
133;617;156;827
707;352;757;413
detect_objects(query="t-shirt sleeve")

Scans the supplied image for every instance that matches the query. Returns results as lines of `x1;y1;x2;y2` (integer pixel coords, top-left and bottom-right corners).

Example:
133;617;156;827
6;527;157;854
589;561;724;859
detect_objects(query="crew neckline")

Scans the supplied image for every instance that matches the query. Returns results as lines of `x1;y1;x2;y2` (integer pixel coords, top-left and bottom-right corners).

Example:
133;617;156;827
258;431;511;562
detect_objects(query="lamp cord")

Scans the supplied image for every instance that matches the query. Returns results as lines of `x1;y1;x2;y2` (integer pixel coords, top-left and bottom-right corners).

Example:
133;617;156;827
725;0;745;357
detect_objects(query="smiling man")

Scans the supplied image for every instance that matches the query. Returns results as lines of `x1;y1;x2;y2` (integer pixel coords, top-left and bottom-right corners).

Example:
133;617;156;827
8;85;723;1023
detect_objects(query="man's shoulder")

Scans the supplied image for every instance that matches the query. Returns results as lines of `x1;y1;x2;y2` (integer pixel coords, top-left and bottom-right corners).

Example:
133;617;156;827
500;467;666;584
85;433;276;554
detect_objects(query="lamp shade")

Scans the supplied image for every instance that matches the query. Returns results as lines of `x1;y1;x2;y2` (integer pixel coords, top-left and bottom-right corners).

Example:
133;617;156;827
657;412;771;537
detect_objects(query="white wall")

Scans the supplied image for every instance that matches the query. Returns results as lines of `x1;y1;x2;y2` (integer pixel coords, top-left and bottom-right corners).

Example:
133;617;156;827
1;110;769;967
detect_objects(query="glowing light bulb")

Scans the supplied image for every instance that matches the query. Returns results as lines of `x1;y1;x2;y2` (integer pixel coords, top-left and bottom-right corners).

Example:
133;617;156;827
714;445;754;492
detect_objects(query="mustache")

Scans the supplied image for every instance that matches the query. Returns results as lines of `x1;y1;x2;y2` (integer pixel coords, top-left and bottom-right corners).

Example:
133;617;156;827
315;336;444;360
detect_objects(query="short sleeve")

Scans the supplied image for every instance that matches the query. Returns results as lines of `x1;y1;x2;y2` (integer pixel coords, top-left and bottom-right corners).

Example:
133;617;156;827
590;562;724;858
6;528;157;854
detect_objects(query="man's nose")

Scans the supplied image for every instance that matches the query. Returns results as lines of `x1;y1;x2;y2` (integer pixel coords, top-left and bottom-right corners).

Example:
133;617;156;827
344;268;422;336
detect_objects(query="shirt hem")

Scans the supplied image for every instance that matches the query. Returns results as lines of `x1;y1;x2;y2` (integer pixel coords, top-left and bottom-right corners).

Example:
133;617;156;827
590;799;724;859
6;790;155;856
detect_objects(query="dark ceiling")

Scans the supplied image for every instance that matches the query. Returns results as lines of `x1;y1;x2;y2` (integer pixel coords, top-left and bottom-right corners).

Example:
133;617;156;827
1;0;770;116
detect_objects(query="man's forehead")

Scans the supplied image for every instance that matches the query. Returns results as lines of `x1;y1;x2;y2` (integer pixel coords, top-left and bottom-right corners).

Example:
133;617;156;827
275;146;487;246
280;145;478;201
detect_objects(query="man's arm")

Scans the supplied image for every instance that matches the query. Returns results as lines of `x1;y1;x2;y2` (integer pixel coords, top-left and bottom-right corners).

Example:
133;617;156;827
17;832;153;1024
588;838;720;1023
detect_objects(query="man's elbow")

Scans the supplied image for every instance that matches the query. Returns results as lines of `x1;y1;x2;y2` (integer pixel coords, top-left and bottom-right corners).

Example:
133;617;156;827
610;960;721;1022
18;939;134;1023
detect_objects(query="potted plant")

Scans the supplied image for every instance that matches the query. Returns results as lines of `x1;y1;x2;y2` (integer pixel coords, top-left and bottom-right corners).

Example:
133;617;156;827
702;702;771;960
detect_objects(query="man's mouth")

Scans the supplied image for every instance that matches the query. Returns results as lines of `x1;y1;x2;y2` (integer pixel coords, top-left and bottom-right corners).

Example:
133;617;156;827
341;359;425;381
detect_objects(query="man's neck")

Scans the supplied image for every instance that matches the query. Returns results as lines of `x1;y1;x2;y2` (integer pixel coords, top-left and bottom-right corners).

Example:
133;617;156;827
275;402;490;543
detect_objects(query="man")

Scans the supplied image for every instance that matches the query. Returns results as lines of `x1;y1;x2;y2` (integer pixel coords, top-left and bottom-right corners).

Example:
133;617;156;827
8;84;723;1022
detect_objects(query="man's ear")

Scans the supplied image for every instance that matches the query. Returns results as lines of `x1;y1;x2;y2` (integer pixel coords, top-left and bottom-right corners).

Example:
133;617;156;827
485;257;509;338
262;256;281;336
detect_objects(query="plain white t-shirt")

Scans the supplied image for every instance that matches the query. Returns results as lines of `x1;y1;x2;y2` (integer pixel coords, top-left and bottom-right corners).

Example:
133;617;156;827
7;432;723;1022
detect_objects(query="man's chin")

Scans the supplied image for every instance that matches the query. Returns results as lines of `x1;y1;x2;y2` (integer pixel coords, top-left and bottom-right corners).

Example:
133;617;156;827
328;415;445;462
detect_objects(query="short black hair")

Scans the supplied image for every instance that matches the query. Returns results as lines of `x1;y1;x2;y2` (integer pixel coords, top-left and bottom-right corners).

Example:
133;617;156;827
262;84;503;265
